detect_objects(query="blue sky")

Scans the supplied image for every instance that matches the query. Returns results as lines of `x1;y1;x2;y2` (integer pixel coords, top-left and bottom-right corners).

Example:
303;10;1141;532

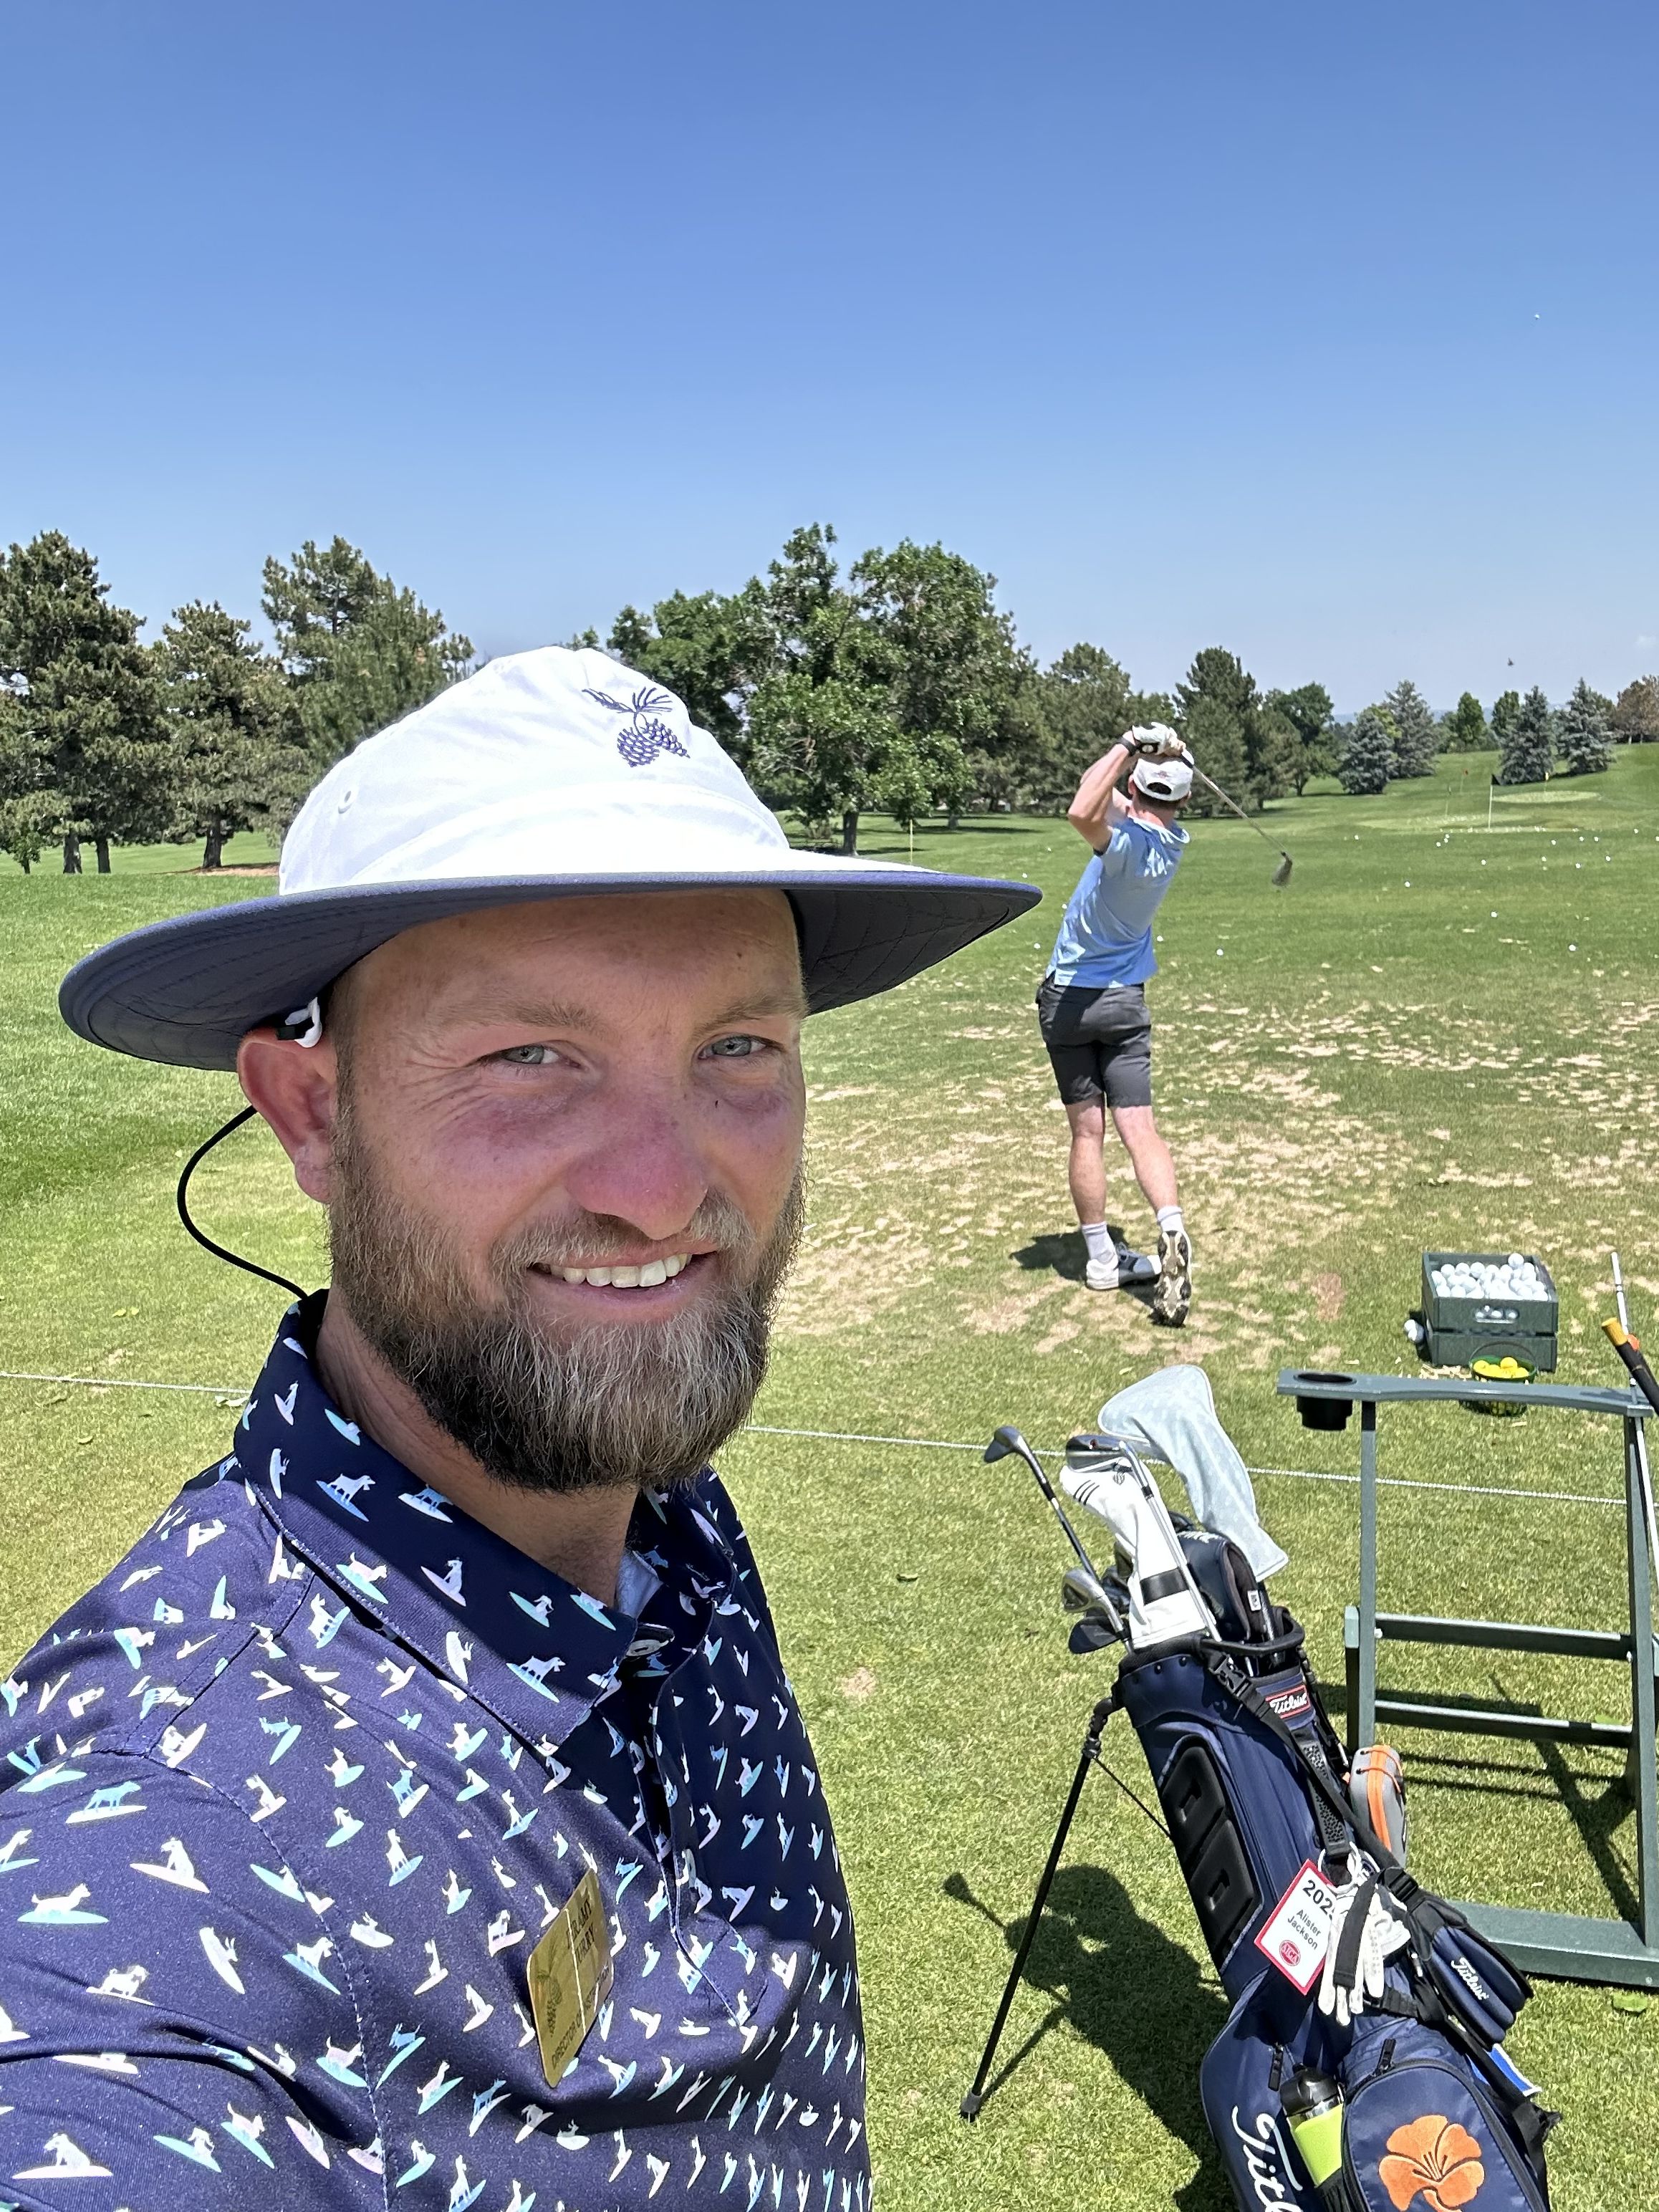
3;1;1655;708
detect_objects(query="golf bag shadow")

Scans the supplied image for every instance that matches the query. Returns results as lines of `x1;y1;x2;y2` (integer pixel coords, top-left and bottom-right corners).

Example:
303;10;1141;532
965;1433;1555;2212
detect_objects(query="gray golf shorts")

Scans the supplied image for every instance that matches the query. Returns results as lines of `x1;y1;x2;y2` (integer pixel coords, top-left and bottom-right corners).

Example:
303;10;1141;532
1036;977;1154;1109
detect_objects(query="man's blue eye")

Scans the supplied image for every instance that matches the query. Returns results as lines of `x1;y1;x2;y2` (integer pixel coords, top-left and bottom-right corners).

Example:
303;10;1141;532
706;1036;762;1059
500;1044;557;1065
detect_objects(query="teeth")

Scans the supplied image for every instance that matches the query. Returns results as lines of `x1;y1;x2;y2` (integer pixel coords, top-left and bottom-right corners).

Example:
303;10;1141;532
556;1254;693;1289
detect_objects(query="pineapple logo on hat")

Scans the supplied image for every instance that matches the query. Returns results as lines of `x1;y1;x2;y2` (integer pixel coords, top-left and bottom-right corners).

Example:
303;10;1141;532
583;684;690;768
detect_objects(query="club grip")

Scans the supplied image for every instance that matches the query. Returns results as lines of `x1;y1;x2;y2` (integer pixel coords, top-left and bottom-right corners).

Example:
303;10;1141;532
1603;1319;1659;1418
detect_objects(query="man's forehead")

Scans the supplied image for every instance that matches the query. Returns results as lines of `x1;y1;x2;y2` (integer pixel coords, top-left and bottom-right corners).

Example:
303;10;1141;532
346;888;806;1030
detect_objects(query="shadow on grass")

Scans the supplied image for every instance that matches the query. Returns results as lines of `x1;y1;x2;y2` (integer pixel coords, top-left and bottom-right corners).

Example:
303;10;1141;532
1011;1226;1155;1309
944;1864;1231;2211
1325;1694;1640;1919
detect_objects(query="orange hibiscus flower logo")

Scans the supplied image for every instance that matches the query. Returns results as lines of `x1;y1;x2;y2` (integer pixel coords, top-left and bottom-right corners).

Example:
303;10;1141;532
1379;2115;1486;2211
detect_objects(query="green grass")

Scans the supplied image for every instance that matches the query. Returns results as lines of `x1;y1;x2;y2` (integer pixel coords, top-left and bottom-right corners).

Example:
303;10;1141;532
4;753;1658;2207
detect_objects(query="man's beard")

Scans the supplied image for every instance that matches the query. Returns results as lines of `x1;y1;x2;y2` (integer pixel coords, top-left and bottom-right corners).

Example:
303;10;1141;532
327;1102;804;1498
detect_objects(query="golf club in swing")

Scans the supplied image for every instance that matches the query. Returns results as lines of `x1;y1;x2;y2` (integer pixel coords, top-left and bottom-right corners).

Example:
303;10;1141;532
1186;761;1294;886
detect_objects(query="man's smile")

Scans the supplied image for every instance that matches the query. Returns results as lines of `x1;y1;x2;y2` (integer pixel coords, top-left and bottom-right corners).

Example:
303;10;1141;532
525;1249;718;1299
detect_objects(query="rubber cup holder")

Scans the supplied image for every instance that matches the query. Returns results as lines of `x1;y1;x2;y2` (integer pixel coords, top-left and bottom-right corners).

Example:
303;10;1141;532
1292;1371;1355;1431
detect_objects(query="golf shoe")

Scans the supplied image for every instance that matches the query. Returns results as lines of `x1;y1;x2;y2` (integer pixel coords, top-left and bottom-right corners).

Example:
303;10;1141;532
1152;1226;1193;1326
1086;1244;1155;1292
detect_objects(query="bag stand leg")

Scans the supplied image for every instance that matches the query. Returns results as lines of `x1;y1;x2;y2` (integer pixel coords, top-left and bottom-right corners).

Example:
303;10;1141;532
961;1692;1117;2120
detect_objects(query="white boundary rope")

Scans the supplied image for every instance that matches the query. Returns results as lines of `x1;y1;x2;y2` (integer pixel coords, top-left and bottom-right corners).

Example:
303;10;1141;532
1;1372;1624;1510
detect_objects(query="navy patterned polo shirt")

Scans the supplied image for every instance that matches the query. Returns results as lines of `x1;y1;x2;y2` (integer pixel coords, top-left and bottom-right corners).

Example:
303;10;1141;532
0;1297;867;2210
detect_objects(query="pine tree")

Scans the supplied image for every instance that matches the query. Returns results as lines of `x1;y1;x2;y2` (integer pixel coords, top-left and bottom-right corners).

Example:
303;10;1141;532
0;532;166;870
154;602;309;867
1557;679;1614;776
0;692;53;870
1497;686;1554;785
1175;647;1292;811
1340;706;1395;795
1489;689;1521;751
262;537;473;784
1383;678;1438;776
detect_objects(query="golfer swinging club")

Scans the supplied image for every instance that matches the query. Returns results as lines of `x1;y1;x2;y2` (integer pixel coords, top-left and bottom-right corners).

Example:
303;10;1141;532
1037;724;1194;1325
1;650;1037;2209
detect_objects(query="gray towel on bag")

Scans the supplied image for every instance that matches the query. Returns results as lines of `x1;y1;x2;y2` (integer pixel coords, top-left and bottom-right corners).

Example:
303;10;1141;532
1097;1362;1289;1579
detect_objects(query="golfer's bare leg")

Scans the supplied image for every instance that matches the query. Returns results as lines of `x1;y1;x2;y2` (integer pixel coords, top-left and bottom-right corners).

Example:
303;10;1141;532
1110;1104;1178;1216
1064;1098;1110;1223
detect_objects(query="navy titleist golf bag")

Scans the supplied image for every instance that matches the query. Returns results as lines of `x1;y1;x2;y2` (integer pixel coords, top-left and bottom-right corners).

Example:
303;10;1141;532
963;1430;1556;2212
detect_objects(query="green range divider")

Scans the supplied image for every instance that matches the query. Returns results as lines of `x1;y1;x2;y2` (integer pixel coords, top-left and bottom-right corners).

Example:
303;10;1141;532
1278;1365;1659;1992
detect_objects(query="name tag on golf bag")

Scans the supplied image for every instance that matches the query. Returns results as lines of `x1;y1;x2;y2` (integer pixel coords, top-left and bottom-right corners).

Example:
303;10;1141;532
1110;1593;1553;2212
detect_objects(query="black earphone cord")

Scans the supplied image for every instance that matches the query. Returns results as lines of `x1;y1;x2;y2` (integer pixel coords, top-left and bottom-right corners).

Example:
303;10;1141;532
176;1107;307;1300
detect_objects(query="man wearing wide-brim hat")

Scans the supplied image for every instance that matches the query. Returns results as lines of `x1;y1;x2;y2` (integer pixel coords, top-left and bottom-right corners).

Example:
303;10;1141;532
1;650;1037;2209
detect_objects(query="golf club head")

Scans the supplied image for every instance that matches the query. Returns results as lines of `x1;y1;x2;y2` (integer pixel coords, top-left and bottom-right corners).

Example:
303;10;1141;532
1061;1565;1112;1614
982;1425;1022;1465
1271;852;1293;888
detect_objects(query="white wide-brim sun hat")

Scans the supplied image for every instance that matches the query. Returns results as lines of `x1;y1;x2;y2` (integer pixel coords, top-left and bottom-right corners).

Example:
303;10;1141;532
60;645;1042;1069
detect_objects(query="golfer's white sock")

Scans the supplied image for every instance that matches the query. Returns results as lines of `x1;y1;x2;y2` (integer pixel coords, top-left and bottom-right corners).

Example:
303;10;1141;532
1155;1206;1186;1238
1080;1222;1115;1266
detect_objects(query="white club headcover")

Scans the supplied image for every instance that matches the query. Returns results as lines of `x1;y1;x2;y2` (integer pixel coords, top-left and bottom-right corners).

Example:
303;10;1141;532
1059;1456;1213;1649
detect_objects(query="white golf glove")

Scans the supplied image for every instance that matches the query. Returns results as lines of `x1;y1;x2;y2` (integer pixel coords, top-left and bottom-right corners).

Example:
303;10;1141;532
1130;724;1188;762
1317;1873;1411;2027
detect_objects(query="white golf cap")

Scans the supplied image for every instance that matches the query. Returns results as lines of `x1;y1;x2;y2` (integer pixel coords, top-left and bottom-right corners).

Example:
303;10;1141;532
1129;754;1194;803
60;645;1041;1069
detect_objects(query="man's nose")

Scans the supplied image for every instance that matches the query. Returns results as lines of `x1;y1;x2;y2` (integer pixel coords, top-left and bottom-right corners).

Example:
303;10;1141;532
561;1090;710;1243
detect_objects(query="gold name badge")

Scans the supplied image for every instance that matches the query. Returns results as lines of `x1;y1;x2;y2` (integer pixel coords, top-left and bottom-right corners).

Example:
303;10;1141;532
526;1866;615;2089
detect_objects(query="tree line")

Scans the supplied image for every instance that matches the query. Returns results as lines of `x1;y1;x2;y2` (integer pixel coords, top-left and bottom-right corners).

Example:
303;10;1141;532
0;534;470;872
1337;678;1625;796
4;520;1655;870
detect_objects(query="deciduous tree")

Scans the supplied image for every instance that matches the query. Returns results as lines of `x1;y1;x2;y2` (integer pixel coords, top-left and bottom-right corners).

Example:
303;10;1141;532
154;602;307;867
606;587;769;762
1610;675;1659;743
1440;692;1489;751
1029;643;1175;812
1556;678;1614;776
1262;683;1336;793
743;525;914;853
851;539;1022;824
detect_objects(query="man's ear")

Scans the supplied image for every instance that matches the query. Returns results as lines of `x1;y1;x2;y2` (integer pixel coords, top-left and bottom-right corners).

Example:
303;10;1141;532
237;1029;342;1206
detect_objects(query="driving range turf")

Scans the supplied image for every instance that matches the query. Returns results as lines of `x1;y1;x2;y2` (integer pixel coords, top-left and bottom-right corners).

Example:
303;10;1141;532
3;747;1658;2209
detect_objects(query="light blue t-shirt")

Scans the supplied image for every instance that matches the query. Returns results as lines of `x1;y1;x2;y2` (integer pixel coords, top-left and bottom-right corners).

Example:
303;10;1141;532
1048;813;1190;987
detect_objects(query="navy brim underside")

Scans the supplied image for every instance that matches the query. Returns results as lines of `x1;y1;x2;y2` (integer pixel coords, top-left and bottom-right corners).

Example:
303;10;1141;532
58;871;1044;1069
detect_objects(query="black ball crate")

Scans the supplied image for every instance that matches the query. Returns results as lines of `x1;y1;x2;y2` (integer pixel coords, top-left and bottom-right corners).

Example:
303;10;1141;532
1419;1250;1559;1372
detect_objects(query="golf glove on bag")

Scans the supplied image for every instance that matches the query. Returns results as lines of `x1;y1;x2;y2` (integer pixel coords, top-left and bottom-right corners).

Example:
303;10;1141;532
1317;1872;1411;2028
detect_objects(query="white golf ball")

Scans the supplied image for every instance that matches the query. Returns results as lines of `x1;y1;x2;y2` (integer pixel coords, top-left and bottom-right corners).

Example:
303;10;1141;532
1507;1254;1524;1270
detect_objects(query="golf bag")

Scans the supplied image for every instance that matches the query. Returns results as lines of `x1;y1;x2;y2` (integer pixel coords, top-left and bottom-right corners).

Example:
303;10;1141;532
1115;1559;1556;2210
